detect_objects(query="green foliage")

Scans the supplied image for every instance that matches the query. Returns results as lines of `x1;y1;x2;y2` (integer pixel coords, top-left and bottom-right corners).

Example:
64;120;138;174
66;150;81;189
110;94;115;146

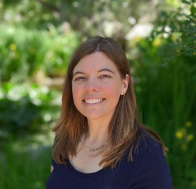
0;83;61;137
0;25;79;82
0;136;52;189
1;0;59;29
0;0;156;40
128;37;196;188
151;0;196;59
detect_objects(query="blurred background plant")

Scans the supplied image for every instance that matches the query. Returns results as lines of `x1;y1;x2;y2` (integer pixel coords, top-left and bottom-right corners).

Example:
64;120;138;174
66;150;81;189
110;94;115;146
0;0;196;188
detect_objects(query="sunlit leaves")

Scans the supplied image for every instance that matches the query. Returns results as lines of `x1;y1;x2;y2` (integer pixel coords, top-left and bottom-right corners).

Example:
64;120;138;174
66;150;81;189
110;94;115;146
190;4;196;14
182;0;192;4
152;1;196;60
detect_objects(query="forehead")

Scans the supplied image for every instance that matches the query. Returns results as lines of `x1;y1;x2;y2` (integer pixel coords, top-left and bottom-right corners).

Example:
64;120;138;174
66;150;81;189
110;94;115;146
73;52;119;72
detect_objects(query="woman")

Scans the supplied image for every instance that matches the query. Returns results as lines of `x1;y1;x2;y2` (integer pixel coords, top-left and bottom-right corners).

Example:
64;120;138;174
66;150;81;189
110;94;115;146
46;36;172;189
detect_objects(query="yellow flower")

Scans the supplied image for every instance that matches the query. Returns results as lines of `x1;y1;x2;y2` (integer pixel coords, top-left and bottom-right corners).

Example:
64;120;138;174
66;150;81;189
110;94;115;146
134;37;141;42
187;134;194;141
185;121;192;127
175;131;183;139
152;38;162;47
9;43;17;51
171;35;176;42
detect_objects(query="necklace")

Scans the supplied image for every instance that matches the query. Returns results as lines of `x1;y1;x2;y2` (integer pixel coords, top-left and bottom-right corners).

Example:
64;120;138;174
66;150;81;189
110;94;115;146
79;139;109;151
79;131;109;152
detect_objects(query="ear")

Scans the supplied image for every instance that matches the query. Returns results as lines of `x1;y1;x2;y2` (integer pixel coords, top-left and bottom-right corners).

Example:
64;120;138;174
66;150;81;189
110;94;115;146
120;74;129;95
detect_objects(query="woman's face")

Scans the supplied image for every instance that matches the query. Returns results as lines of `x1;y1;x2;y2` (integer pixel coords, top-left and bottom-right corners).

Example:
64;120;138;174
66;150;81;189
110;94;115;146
72;52;129;121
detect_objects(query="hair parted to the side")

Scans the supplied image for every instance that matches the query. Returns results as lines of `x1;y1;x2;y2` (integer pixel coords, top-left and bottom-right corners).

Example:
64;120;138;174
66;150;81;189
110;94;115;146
52;36;168;169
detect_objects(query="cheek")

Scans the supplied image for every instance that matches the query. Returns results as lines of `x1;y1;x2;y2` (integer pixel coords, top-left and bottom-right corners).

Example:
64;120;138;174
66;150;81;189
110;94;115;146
72;85;82;105
103;83;121;99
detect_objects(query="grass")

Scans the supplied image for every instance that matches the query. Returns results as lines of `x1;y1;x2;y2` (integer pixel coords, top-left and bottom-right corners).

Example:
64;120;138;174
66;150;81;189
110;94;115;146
0;134;54;189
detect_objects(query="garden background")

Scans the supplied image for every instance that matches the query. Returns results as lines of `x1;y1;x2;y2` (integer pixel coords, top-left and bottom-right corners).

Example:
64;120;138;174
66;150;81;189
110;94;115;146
0;0;196;188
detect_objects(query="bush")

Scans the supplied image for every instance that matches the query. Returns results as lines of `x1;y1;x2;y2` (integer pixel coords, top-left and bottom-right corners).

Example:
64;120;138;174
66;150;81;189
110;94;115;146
0;25;79;82
0;83;61;138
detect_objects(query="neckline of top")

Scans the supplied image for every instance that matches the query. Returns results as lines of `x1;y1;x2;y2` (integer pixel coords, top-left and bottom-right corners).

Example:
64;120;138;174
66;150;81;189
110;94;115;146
66;158;108;178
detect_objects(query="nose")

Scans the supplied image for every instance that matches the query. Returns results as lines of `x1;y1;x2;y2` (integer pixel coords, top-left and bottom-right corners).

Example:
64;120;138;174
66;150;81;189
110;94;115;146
84;77;99;92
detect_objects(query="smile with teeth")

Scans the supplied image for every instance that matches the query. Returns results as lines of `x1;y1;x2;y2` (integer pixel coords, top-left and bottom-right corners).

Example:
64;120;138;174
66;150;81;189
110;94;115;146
84;98;105;104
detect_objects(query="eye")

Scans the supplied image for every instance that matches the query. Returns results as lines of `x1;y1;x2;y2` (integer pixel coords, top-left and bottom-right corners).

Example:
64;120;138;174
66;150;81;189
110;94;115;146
74;76;86;81
99;75;111;79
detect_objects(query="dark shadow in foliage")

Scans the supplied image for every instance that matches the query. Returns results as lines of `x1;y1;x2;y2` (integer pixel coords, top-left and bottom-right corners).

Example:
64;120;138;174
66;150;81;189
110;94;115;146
0;96;57;138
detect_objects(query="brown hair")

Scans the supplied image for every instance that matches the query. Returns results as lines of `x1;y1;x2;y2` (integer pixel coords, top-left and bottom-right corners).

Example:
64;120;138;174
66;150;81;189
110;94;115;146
52;36;168;169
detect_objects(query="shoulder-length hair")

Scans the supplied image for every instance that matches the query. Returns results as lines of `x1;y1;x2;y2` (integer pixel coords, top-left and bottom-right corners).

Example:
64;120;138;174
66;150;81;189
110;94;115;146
52;36;168;169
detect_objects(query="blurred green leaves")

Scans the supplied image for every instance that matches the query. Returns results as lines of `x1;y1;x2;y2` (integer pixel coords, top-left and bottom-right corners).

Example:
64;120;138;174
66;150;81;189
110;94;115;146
182;0;192;4
0;25;79;82
130;36;196;187
0;83;61;138
150;0;196;60
191;4;196;14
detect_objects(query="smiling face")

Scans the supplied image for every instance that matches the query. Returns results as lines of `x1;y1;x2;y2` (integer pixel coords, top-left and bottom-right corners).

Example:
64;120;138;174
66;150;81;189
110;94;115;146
72;51;129;121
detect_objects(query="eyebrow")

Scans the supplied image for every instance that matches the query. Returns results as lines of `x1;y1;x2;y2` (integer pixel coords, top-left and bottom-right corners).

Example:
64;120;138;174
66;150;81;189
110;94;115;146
73;68;115;77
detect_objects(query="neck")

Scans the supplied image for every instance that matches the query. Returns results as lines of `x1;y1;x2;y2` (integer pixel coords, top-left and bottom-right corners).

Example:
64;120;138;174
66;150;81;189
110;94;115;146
82;118;110;148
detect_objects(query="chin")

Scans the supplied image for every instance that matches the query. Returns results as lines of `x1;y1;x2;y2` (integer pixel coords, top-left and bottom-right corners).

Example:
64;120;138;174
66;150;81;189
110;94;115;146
82;112;104;119
85;115;104;120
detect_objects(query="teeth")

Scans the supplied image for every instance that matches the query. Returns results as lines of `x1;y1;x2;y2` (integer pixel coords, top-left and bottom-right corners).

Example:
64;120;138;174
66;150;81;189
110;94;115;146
85;99;104;104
